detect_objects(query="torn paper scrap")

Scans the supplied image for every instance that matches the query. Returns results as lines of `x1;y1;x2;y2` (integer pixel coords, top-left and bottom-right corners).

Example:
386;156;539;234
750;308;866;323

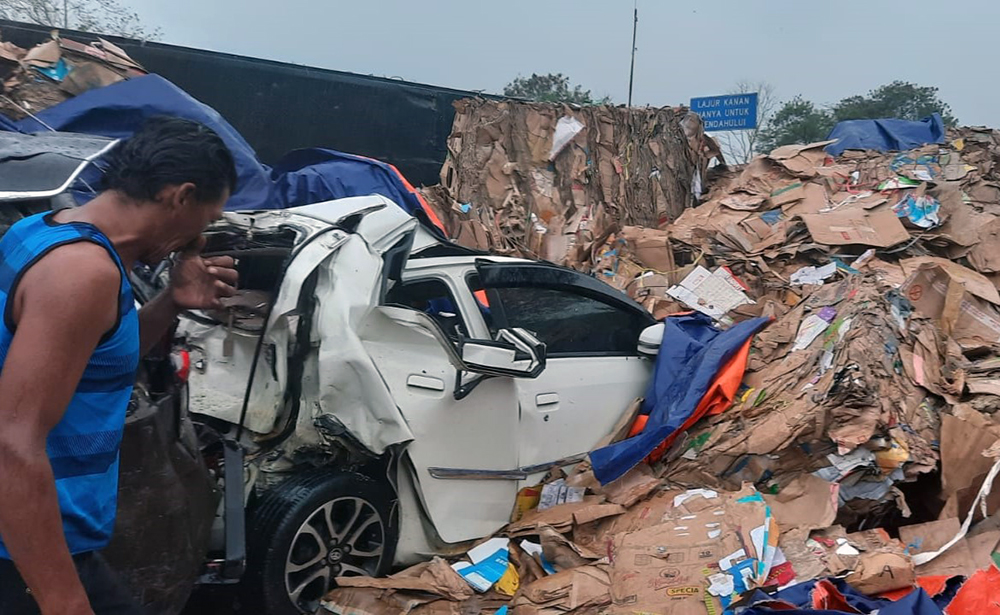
538;479;585;511
792;307;838;351
667;266;753;320
790;262;838;286
548;116;585;160
452;538;513;592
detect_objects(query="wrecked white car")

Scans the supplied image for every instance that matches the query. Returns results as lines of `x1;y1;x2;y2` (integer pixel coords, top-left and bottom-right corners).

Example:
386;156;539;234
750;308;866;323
171;195;660;613
0;130;661;614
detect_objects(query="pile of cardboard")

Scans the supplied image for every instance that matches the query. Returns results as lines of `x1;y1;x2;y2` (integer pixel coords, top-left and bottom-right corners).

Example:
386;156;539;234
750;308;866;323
422;98;718;271
320;459;1000;615
608;131;1000;600
321;123;1000;614
0;31;145;119
642;130;1000;534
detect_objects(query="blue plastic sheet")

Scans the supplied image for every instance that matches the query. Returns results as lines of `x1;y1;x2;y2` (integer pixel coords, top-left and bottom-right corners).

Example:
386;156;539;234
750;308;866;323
32;58;70;82
589;313;769;485
740;577;954;615
826;114;945;157
271;148;427;216
0;114;19;133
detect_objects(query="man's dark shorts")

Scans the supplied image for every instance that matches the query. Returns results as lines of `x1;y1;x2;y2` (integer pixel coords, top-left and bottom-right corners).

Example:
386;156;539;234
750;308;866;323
0;552;143;614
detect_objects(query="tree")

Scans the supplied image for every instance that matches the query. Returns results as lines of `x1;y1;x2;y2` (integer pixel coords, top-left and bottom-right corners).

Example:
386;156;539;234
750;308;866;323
716;81;778;164
832;81;957;126
758;96;835;153
0;0;161;40
504;73;604;105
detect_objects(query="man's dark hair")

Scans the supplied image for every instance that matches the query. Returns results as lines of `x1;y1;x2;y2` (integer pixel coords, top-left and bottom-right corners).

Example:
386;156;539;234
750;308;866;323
103;116;238;203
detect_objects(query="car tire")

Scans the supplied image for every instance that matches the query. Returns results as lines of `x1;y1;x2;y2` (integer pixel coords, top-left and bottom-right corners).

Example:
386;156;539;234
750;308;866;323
242;470;398;615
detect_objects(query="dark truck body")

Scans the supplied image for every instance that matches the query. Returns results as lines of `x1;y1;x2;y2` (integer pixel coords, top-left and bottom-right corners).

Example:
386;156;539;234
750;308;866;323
0;19;485;187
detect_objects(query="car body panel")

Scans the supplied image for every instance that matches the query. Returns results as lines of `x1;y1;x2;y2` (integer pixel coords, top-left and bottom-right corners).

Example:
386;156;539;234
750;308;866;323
174;195;657;562
514;355;651;481
359;306;519;543
470;260;656;486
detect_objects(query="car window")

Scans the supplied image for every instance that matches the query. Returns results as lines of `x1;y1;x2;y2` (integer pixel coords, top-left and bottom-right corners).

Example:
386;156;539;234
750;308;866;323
488;286;648;356
385;279;468;341
466;274;496;333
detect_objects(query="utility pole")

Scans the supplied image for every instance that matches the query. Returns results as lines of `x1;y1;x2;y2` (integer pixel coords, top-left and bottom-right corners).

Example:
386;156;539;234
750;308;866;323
63;0;68;28
627;3;638;107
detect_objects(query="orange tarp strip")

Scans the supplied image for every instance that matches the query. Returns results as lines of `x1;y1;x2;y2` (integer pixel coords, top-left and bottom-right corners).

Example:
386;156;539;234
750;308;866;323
354;154;447;234
627;337;753;463
879;575;953;601
648;337;753;462
387;161;445;234
474;289;490;308
945;567;1000;614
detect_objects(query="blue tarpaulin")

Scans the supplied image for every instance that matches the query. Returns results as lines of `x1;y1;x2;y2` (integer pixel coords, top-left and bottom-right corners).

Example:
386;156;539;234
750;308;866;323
2;74;437;224
0;114;19;133
741;577;954;615
589;313;769;485
271;148;428;217
826;114;946;157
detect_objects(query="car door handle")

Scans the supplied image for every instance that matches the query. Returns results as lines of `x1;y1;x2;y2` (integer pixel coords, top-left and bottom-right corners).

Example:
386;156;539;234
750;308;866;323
536;393;559;407
407;375;445;392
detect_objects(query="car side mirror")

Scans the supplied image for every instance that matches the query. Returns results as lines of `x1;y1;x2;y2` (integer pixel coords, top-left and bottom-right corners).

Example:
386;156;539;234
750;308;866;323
458;328;546;379
638;323;664;357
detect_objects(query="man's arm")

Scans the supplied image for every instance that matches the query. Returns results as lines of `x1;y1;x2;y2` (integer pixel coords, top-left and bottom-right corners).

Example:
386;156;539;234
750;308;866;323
138;290;181;357
138;251;238;357
0;243;120;615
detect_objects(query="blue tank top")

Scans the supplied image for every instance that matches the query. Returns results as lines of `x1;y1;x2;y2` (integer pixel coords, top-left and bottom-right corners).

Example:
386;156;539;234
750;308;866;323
0;212;139;557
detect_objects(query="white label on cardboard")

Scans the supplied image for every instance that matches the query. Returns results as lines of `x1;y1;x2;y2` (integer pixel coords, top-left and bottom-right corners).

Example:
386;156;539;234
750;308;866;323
466;538;510;564
673;488;719;508
719;549;747;571
707;572;735;597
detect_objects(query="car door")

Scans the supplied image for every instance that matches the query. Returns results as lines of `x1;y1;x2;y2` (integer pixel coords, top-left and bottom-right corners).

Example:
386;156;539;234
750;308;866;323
475;261;656;483
361;276;520;543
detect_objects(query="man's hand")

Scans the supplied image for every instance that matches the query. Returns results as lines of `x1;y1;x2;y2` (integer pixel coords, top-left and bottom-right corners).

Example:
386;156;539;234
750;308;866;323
168;237;238;310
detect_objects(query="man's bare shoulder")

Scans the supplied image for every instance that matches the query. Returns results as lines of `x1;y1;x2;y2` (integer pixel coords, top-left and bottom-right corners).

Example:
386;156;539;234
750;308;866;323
27;242;120;289
13;241;121;329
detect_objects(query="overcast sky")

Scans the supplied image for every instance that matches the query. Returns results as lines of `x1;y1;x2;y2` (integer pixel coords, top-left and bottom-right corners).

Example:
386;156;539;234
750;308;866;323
127;0;999;127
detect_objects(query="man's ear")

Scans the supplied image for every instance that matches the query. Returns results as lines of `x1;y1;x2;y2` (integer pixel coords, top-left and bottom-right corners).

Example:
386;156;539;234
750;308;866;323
175;182;198;209
155;183;196;212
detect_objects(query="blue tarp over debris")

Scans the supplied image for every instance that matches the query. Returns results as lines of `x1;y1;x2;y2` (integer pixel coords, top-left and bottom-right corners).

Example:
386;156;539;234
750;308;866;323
589;313;770;485
0;114;19;132
2;75;434;220
742;577;956;615
271;148;428;214
826;114;946;157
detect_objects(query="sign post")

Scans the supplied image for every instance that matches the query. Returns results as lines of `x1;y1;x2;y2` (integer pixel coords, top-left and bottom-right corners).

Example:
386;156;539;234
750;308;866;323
690;93;759;132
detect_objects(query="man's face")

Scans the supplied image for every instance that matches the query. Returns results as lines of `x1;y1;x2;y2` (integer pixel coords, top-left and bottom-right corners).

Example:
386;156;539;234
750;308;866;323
142;182;229;265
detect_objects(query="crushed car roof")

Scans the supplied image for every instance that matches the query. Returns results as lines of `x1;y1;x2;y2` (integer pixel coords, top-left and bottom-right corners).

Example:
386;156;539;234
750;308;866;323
0;131;117;201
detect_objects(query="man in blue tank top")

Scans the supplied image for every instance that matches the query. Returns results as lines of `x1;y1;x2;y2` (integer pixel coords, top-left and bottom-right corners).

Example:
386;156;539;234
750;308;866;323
0;117;239;615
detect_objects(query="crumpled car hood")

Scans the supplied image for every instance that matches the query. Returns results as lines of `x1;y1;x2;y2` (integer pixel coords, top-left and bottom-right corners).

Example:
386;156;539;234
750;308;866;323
179;195;422;455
